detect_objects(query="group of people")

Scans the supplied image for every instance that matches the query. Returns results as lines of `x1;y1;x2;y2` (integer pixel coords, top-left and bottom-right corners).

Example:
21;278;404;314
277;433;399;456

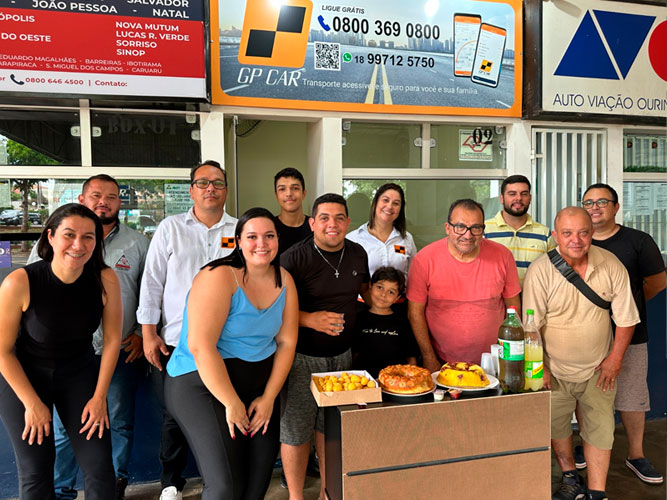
0;165;663;500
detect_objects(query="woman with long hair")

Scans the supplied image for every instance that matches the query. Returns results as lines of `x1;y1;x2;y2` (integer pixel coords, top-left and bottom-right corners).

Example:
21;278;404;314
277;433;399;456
0;203;122;499
165;207;298;500
347;183;417;281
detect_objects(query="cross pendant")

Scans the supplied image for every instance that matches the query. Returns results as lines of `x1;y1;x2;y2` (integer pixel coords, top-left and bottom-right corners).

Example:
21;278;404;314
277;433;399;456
334;270;339;278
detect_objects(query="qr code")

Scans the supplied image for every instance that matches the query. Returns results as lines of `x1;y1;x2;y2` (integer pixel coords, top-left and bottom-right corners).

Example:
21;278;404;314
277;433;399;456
314;42;340;71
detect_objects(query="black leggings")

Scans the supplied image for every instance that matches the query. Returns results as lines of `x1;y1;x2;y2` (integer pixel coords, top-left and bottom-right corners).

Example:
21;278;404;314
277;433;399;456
165;356;280;500
0;355;114;500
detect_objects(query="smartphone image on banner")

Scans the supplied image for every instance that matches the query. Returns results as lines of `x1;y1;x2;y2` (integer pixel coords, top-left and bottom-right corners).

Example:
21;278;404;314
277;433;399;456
470;23;507;88
453;14;481;77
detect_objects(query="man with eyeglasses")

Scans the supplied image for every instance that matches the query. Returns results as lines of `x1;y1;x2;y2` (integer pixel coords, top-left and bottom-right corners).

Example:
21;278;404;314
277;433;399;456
579;183;665;486
484;174;555;286
407;198;521;373
137;160;237;500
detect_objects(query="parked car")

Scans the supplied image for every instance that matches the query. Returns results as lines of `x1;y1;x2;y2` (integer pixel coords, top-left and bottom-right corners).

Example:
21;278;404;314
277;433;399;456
0;210;21;225
0;210;41;226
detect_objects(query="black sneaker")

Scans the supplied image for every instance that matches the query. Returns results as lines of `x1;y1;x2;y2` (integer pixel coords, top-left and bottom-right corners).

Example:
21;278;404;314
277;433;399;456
115;477;128;500
585;490;608;500
625;457;664;484
574;445;587;470
280;472;288;489
552;471;586;500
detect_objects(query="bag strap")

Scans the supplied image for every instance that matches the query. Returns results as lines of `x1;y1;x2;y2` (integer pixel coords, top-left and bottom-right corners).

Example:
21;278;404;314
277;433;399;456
547;249;611;310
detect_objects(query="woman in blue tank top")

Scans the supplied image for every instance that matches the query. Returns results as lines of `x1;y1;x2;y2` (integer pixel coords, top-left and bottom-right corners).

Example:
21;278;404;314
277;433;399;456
0;203;122;499
165;207;298;500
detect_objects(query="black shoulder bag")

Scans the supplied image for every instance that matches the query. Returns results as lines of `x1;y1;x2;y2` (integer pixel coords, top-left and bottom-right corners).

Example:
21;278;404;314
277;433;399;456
547;249;611;310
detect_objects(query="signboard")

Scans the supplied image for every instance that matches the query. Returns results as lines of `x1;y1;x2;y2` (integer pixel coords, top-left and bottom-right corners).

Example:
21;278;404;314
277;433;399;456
0;241;10;268
165;183;192;216
211;0;522;116
542;0;666;117
459;128;493;161
623;182;666;218
0;0;206;98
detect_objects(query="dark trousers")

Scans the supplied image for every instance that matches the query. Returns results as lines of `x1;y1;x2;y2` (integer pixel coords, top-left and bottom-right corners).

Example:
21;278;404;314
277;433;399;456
0;355;114;500
164;356;280;500
151;347;189;491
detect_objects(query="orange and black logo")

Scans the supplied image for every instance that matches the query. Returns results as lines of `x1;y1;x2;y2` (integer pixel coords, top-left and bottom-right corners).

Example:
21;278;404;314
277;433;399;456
480;60;493;73
394;245;406;254
221;237;236;249
238;0;313;68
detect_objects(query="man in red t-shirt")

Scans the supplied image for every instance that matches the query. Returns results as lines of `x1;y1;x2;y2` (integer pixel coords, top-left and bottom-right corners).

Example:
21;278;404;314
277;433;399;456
407;198;521;372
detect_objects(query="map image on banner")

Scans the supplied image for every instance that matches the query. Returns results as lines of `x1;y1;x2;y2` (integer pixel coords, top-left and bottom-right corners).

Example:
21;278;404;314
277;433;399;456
215;0;520;116
0;0;206;98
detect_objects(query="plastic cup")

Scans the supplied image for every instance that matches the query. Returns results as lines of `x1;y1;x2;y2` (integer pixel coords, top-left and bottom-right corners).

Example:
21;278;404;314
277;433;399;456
490;344;501;375
481;352;496;377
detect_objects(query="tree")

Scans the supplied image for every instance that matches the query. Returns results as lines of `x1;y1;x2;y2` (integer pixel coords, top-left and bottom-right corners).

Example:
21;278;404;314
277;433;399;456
6;140;57;249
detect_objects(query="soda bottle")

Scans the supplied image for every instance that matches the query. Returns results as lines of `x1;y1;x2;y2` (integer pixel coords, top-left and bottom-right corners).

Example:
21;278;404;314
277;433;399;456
524;309;544;391
498;307;524;393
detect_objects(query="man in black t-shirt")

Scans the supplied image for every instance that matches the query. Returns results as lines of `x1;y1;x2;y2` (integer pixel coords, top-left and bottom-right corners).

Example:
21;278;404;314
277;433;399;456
280;193;370;500
582;183;666;486
274;167;312;254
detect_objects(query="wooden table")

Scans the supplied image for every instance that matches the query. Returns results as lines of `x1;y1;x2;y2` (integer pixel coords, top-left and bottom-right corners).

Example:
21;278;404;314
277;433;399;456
324;390;551;500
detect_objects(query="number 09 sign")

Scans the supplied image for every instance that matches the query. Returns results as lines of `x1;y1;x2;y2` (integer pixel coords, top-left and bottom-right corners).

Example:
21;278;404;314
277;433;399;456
210;0;522;116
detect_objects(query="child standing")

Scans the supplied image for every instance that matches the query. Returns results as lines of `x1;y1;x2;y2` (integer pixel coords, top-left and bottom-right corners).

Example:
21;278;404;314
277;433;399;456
352;267;418;378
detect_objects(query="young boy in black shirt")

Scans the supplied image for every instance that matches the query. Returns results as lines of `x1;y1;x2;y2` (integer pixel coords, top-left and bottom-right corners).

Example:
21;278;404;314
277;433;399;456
352;266;418;378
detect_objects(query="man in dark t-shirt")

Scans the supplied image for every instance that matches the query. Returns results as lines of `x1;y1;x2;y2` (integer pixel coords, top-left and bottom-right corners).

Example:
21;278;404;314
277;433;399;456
279;193;370;500
274;167;312;254
582;183;666;486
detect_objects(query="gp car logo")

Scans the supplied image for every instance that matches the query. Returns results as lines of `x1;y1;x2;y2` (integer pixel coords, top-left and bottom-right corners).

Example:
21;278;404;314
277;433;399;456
555;10;665;81
238;0;313;68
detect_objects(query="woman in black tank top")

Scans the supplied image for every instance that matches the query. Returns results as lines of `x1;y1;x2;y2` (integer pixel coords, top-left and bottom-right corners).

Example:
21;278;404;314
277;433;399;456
0;203;122;500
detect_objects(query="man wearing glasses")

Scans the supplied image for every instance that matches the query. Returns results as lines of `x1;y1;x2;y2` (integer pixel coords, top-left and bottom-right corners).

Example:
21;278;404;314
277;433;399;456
407;198;521;372
580;183;665;486
137;160;237;500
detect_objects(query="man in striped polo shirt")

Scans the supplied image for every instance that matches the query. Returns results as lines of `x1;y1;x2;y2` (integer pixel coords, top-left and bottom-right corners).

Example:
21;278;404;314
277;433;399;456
485;175;555;285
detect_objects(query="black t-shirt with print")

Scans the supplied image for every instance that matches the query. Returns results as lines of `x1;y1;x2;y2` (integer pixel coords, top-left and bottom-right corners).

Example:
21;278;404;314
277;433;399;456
352;310;419;378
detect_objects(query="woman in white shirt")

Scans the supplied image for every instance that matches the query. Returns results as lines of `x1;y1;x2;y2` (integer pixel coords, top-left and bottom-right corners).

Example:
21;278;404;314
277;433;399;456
347;183;417;281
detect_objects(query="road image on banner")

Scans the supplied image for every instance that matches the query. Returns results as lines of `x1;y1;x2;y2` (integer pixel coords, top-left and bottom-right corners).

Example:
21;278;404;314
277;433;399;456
454;14;481;77
471;23;506;87
213;0;522;116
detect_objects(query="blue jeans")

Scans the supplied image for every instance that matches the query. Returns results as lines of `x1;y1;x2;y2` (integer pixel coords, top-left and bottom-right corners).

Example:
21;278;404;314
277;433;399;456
54;349;146;499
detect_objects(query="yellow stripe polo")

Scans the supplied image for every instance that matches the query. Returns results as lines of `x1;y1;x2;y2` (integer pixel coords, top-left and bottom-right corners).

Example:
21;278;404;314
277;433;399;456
484;211;556;285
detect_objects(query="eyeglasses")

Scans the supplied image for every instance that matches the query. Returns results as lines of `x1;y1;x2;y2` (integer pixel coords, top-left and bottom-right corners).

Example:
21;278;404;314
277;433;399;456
191;179;227;190
582;198;612;208
448;222;485;236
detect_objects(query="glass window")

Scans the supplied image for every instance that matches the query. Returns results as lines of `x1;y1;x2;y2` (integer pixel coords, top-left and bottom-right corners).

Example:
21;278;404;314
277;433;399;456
430;124;506;169
0;110;81;166
0;177;192;276
91;112;200;167
343;178;499;250
623;133;666;173
623;181;667;264
1;177;193;231
342;122;421;169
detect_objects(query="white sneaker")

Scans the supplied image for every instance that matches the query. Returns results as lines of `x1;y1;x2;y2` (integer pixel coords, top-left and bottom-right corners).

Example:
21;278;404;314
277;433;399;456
159;486;183;500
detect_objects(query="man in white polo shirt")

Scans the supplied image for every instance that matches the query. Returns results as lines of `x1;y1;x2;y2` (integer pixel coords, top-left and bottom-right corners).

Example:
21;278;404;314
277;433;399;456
137;160;237;500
